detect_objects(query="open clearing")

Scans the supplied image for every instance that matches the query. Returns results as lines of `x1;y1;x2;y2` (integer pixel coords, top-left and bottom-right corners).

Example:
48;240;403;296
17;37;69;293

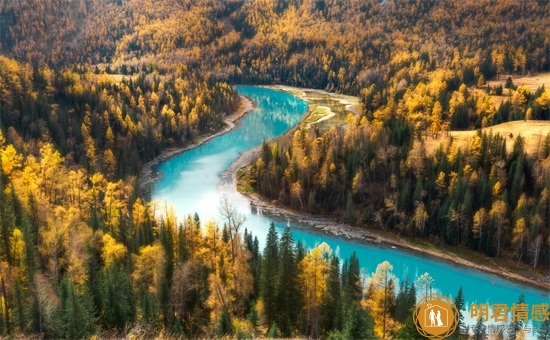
486;72;550;92
485;72;550;108
420;120;550;156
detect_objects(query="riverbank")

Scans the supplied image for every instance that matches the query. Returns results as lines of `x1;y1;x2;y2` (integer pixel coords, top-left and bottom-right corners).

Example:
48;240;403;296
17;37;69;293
139;95;255;195
230;145;550;293
227;86;550;293
237;186;550;292
140;87;549;293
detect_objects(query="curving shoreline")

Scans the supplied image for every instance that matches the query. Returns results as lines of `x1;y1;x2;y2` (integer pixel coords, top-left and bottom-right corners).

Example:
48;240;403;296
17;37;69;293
235;181;550;292
140;89;550;293
139;95;255;195
224;93;550;293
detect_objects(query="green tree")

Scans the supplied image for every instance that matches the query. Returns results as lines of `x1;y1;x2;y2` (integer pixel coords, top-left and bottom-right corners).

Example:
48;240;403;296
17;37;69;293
342;252;362;304
508;293;525;340
102;264;136;330
395;318;428;339
0;174;16;266
450;287;465;339
473;318;486;340
276;225;300;337
260;223;279;328
58;278;96;339
320;255;342;335
537;319;550;340
344;303;373;340
217;308;232;337
394;276;416;323
12;278;31;334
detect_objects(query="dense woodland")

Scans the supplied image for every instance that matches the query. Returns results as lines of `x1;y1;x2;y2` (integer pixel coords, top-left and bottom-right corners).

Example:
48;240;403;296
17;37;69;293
0;0;549;338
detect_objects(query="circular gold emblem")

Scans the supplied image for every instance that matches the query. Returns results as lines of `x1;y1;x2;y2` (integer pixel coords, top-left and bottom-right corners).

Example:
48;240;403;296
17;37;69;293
413;293;459;339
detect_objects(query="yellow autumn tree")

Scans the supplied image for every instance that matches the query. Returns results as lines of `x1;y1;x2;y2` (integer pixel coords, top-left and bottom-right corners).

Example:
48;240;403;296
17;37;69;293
101;233;128;268
132;242;166;295
39;206;91;287
1;144;22;176
362;261;399;339
299;242;331;338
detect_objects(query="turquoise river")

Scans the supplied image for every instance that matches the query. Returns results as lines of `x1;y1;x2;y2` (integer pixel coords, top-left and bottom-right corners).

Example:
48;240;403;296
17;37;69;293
152;86;548;333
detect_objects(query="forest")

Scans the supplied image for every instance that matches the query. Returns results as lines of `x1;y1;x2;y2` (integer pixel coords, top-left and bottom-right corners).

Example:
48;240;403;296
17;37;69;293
0;0;549;338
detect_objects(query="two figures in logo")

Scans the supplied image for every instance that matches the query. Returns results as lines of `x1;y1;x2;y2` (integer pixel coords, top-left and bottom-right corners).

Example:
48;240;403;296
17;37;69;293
429;308;444;327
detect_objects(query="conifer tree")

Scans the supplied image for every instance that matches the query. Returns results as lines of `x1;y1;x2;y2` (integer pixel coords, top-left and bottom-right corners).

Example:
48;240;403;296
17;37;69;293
276;225;300;337
342;251;362;303
12;278;30;334
394;276;416;323
244;229;261;299
364;261;398;338
260;223;279;329
320;255;342;335
0;174;16;266
473;318;486;340
102;264;136;330
537;319;550;340
58;278;96;339
450;287;465;339
217;308;232;337
158;219;174;326
508;293;526;340
344;303;374;340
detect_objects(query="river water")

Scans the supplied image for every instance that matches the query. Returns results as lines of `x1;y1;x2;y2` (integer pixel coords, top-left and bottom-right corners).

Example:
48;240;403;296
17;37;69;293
152;85;548;333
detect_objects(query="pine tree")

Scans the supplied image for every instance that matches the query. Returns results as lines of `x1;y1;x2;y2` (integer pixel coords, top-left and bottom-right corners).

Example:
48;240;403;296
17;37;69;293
58;278;96;339
343;303;374;340
260;223;279;328
0;173;16;266
450;287;465;339
473;318;486;340
176;224;189;264
276;226;300;337
320;255;342;335
247;304;259;332
158;219;174;326
102;264;136;330
12;278;30;333
508;293;525;340
342;251;362;304
394;276;416;323
296;240;306;262
537;319;550;340
267;321;278;338
217;308;232;337
19;214;37;278
244;229;261;299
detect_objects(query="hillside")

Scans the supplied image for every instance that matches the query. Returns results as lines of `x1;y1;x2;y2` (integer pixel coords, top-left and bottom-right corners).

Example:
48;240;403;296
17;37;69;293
423;120;550;156
0;0;549;338
1;0;549;92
